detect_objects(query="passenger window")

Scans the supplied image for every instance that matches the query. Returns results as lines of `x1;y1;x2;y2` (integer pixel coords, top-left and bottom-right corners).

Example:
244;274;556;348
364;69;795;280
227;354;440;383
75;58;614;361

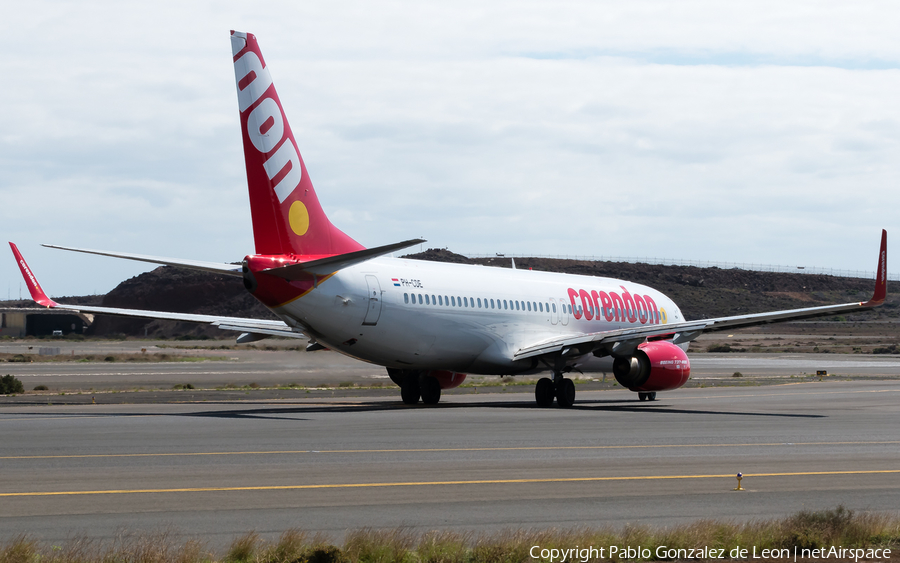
425;295;430;305
419;294;423;305
539;302;543;312
477;298;482;308
552;303;556;313
451;296;456;306
527;302;531;311
464;297;468;307
438;295;443;306
515;301;520;311
532;301;537;311
404;293;409;304
490;299;495;309
458;296;462;307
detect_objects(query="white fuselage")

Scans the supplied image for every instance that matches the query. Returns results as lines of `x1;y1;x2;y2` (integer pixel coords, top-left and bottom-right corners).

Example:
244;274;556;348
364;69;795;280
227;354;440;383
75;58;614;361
271;258;686;375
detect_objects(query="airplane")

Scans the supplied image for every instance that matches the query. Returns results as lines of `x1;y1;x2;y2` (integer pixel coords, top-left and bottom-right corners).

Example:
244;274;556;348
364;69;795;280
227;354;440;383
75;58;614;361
10;31;888;408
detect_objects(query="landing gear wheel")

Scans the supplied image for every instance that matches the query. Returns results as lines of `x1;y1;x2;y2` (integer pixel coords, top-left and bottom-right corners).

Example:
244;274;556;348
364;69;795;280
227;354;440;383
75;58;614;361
556;378;576;408
420;374;441;405
648;392;657;401
638;392;648;401
400;374;420;404
535;377;555;407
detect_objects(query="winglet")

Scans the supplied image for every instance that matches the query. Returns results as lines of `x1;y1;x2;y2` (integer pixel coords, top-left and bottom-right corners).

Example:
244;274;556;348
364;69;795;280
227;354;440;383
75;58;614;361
8;243;58;308
863;229;888;306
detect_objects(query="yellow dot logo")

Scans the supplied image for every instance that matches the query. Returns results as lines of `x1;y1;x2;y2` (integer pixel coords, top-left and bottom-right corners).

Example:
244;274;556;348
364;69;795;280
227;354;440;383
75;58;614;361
289;200;310;236
659;307;668;324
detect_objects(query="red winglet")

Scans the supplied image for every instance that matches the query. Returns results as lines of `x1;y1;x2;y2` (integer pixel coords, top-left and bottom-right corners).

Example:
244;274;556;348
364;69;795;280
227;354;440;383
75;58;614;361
863;229;888;306
8;243;58;308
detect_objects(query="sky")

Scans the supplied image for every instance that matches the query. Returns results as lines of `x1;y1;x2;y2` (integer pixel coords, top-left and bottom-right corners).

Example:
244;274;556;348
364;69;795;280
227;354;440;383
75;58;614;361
2;1;899;297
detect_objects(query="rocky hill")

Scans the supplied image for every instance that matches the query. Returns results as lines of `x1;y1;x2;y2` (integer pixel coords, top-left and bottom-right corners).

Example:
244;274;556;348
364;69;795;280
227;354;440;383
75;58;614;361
54;249;897;338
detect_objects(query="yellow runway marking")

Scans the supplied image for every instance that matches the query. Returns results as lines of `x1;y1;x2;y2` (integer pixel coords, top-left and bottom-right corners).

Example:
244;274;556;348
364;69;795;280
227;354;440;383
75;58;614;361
3;440;900;460
2;440;899;460
2;469;898;498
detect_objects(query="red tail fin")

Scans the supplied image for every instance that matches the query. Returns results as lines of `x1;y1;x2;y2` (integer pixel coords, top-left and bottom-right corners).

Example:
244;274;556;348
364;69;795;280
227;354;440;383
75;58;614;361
865;229;888;305
9;243;58;308
230;31;364;256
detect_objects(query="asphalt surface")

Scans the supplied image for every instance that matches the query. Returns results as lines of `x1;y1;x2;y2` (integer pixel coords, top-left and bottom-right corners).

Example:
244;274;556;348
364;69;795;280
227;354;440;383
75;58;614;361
1;379;899;548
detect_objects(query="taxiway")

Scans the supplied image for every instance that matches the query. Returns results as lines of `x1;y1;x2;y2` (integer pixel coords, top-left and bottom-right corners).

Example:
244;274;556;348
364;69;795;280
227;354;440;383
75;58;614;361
1;379;898;547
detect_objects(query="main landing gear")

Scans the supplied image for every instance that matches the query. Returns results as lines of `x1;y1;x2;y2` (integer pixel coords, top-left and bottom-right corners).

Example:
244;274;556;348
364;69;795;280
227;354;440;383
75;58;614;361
534;372;576;408
638;392;657;401
397;371;441;405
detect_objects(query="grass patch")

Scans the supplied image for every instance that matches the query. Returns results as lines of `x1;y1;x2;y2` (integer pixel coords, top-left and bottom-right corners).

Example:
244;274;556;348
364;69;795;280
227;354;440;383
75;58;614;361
0;506;896;562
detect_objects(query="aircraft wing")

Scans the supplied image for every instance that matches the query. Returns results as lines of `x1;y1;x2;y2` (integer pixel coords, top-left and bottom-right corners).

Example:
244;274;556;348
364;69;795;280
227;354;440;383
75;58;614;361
42;244;243;277
10;243;302;340
515;230;888;361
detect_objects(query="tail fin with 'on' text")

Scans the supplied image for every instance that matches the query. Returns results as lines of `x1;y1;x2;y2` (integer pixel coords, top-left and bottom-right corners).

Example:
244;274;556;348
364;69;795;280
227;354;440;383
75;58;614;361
231;31;364;257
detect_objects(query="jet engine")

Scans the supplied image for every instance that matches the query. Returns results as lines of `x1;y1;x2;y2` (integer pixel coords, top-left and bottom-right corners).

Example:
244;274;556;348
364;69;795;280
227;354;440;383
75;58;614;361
387;368;467;389
428;370;467;389
611;341;690;392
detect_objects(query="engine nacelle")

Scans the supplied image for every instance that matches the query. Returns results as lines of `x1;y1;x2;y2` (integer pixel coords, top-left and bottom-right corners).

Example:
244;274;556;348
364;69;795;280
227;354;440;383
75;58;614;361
612;341;690;392
429;370;467;389
386;368;467;389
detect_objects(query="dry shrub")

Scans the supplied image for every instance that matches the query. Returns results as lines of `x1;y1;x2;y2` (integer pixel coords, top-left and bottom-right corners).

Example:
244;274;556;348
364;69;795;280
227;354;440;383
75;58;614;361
108;529;207;563
0;535;37;563
779;506;853;550
257;528;340;563
259;528;308;563
775;506;898;551
472;529;538;563
344;528;415;563
225;531;260;562
416;530;471;563
27;531;209;563
304;545;349;563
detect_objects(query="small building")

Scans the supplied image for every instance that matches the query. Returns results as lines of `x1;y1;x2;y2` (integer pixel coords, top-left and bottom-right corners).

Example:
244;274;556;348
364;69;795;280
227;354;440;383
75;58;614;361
0;308;93;337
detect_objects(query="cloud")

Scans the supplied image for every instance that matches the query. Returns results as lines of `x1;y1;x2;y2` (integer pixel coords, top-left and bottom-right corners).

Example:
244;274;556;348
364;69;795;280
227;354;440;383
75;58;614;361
1;0;898;295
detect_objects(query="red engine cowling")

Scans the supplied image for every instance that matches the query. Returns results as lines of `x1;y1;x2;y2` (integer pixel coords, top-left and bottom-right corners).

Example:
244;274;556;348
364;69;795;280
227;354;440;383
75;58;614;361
387;368;467;389
612;341;690;392
429;370;467;389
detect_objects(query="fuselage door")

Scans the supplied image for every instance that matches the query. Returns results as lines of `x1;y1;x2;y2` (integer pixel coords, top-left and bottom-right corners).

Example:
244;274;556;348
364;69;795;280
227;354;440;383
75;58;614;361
363;275;382;326
548;298;558;325
560;296;569;326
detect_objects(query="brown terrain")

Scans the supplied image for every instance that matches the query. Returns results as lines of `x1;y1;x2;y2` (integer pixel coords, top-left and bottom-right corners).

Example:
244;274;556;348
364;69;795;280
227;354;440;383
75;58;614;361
4;249;899;352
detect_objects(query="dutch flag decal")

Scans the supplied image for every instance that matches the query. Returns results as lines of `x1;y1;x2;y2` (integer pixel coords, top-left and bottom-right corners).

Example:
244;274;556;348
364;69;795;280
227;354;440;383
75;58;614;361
392;278;401;287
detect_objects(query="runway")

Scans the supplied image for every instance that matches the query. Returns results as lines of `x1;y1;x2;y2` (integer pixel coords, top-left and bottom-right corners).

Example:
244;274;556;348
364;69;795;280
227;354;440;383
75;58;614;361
4;337;900;391
2;380;899;547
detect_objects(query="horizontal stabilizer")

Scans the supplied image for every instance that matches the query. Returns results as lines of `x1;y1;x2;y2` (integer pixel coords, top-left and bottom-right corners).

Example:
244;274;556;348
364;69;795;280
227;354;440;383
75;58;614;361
42;244;243;277
261;238;425;279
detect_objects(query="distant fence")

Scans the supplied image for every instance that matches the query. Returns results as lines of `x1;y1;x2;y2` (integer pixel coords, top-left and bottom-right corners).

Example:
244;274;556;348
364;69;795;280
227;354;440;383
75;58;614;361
463;254;899;282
